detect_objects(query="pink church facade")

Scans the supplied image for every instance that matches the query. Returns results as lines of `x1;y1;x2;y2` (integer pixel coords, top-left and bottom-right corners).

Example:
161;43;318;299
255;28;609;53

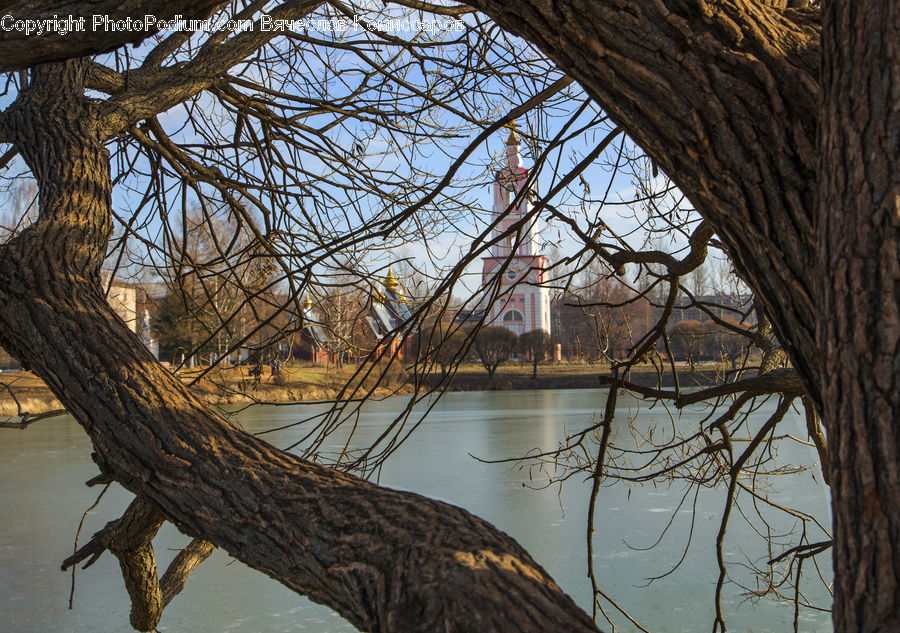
482;126;551;336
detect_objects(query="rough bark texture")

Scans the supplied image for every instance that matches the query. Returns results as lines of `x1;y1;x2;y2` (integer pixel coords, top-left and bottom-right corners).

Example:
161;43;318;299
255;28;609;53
0;1;226;71
818;1;900;631
454;2;895;632
61;497;213;632
158;538;215;607
92;498;166;631
0;59;599;633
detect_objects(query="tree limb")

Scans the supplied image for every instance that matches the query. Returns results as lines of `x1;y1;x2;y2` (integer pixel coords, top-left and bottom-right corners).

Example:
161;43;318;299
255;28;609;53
159;539;215;608
62;498;165;631
60;496;215;631
598;367;804;408
96;0;323;140
461;0;824;407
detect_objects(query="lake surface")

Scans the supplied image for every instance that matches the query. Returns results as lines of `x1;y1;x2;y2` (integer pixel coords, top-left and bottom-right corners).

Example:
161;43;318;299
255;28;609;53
0;388;833;632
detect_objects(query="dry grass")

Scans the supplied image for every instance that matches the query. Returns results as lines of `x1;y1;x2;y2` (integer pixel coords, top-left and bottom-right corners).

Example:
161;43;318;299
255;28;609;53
0;360;675;419
0;395;64;417
0;371;64;417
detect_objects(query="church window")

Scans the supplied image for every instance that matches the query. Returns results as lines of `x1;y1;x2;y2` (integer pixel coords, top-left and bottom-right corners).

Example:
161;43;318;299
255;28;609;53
502;309;524;335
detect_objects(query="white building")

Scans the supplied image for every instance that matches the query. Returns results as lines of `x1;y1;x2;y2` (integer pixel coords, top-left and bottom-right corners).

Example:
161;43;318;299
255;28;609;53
103;274;159;360
481;125;551;335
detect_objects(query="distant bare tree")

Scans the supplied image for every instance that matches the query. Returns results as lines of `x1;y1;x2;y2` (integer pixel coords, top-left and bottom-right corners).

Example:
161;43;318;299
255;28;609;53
472;326;516;379
518;328;553;378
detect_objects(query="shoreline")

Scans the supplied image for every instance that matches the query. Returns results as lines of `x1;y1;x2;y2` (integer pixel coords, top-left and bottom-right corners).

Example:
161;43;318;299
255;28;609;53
0;362;726;418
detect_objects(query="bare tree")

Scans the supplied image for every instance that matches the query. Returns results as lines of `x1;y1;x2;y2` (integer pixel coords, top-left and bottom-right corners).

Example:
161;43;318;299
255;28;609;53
417;319;468;378
318;282;370;369
0;1;897;633
518;328;552;378
0;4;602;632
472;325;516;379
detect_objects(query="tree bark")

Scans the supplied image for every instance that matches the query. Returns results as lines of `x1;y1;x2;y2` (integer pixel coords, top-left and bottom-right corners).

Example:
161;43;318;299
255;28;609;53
0;60;599;633
62;498;167;631
455;2;896;632
818;1;900;631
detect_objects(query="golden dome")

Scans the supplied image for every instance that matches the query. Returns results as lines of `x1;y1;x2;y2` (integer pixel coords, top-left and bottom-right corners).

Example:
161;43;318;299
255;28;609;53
382;266;405;300
505;120;520;146
383;267;398;290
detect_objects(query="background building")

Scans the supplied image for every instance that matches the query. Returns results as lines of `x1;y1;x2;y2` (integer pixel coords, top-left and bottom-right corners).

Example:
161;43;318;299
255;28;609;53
481;125;551;336
103;275;159;360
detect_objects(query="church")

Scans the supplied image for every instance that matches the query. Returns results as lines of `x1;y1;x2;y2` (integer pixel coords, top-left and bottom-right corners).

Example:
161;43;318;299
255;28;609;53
480;124;552;336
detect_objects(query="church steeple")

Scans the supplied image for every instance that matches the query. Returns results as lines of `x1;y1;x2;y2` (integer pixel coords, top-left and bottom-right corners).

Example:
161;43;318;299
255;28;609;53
505;121;522;171
493;121;529;216
480;123;552;338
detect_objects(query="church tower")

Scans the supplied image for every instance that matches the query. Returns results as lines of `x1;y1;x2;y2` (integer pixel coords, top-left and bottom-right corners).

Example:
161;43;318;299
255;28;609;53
481;124;551;335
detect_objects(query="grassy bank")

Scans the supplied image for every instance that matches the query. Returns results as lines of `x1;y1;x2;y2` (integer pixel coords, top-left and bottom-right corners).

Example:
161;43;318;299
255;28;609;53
0;360;727;418
0;362;415;417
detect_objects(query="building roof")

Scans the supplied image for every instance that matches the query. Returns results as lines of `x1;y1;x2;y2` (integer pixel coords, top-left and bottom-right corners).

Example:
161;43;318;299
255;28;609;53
369;269;415;335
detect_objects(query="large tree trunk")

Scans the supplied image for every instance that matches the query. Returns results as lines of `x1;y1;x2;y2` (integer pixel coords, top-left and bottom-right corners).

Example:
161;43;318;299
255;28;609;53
0;61;600;633
458;1;898;632
818;1;900;631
